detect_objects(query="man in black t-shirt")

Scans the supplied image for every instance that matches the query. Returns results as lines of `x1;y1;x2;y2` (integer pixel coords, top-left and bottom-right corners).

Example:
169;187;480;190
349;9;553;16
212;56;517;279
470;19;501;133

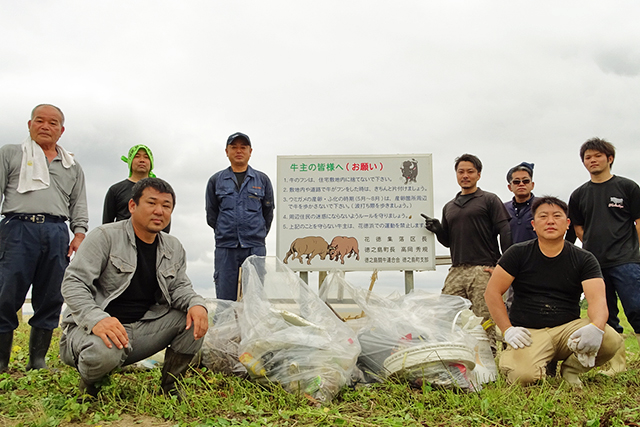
60;178;208;399
569;137;640;375
103;144;170;233
485;196;621;387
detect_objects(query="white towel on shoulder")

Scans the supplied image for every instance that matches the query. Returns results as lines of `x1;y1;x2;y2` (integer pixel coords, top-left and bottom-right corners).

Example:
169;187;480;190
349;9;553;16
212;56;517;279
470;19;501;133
17;136;76;193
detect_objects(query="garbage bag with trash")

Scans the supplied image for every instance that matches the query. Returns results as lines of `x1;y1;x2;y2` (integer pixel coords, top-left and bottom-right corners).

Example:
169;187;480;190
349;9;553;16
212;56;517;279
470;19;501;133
200;299;248;377
319;271;493;391
236;256;360;403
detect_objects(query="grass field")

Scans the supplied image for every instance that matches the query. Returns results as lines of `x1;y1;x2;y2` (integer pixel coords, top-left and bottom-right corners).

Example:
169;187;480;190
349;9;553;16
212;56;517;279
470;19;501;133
1;308;639;427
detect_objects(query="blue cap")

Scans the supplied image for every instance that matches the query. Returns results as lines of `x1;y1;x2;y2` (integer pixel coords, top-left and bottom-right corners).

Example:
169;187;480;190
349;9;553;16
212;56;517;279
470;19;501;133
226;132;251;146
507;162;534;182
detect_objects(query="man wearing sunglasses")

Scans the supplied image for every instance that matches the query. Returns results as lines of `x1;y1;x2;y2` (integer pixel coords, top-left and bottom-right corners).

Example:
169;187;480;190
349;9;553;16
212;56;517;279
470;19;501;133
504;162;537;244
502;163;538;316
568;137;640;376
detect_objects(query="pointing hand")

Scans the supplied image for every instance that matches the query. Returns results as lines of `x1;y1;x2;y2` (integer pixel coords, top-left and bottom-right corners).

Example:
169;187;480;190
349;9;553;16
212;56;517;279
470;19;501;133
421;213;443;234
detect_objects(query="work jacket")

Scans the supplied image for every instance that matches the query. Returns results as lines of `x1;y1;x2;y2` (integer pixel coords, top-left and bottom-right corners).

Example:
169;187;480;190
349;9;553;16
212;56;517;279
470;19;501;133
205;165;274;248
60;219;206;334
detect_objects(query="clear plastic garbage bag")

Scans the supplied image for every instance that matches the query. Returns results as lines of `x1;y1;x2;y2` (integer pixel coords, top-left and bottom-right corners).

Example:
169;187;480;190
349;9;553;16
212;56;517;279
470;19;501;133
200;299;248;377
319;271;478;391
237;256;360;403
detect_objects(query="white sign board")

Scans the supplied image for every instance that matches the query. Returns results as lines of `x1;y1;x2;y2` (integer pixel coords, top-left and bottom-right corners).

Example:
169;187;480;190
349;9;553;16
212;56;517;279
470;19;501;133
276;154;435;271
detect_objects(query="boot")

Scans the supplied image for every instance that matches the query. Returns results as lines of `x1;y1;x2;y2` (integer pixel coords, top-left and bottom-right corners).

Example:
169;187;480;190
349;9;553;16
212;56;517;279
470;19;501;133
600;335;626;376
161;347;195;398
77;378;100;402
25;327;53;370
0;332;13;373
560;354;590;389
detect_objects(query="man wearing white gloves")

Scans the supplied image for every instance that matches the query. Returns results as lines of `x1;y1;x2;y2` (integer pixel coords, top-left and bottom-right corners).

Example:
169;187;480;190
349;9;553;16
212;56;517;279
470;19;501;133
484;196;621;387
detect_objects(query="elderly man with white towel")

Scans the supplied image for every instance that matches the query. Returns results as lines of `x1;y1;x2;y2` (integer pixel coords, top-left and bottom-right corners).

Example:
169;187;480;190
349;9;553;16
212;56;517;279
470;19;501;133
0;104;88;372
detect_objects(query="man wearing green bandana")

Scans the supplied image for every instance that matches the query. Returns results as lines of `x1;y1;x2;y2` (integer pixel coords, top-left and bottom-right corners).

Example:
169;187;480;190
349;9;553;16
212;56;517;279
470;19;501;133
103;145;170;233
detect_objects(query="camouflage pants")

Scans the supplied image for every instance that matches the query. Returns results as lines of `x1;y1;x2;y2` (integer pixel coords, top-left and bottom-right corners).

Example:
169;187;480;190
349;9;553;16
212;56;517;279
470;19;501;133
442;265;497;348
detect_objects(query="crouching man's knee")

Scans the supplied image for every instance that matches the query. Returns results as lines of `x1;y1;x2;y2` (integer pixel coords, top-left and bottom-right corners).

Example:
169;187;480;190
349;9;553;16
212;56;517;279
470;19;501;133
169;322;205;356
595;324;624;367
500;364;546;385
499;348;547;385
60;327;129;383
154;309;204;356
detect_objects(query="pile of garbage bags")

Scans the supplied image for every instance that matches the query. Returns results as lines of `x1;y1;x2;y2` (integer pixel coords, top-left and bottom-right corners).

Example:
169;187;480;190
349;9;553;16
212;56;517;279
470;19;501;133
200;257;497;401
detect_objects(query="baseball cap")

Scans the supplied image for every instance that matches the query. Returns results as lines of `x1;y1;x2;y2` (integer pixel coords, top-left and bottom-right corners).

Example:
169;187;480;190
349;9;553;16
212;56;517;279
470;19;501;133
226;132;251;146
506;161;534;182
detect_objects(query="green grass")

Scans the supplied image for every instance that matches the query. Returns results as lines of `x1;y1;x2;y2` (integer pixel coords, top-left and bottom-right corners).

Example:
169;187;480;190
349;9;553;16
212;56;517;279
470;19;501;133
2;306;639;427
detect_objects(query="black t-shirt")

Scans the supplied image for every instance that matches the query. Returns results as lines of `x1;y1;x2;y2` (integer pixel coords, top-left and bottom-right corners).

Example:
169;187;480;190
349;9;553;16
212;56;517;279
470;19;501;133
105;235;161;324
499;239;602;329
569;175;640;268
103;179;136;223
440;188;511;266
234;171;247;190
102;179;171;233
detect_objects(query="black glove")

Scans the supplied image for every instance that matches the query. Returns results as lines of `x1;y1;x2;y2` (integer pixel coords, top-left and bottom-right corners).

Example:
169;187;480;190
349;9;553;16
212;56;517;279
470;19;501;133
421;213;443;234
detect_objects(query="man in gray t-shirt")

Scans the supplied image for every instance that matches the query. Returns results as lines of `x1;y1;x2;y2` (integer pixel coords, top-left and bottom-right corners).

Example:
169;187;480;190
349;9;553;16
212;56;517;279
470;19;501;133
0;104;88;373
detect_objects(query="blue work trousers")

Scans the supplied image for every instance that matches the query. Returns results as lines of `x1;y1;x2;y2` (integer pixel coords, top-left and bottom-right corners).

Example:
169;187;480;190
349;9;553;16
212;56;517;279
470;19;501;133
602;263;640;334
214;246;265;301
0;217;69;333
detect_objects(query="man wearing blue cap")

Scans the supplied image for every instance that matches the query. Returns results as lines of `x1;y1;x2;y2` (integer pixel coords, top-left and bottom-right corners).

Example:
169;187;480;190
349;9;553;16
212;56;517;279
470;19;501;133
103;145;170;233
205;133;274;300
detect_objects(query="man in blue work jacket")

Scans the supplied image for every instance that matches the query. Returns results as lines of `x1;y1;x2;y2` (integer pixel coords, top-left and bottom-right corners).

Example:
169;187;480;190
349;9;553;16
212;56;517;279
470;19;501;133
205;132;274;300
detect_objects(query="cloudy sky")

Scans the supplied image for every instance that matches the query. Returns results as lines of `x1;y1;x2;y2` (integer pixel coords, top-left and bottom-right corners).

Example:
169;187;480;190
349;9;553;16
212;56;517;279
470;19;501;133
2;1;640;297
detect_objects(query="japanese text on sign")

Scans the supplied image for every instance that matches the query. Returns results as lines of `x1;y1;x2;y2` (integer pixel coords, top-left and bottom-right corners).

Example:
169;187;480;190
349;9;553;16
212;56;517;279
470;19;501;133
276;155;435;272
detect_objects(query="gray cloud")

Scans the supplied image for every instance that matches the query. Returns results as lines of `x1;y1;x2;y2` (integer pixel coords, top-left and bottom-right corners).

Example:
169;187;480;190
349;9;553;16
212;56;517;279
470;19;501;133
594;47;640;77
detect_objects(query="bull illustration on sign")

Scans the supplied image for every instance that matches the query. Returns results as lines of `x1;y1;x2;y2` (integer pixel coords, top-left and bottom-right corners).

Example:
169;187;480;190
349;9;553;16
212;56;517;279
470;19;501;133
283;236;333;265
328;236;360;264
283;235;360;265
401;158;418;184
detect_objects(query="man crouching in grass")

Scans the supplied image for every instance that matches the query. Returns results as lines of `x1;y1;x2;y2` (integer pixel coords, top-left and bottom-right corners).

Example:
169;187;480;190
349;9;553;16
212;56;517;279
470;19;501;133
59;178;208;398
484;196;621;388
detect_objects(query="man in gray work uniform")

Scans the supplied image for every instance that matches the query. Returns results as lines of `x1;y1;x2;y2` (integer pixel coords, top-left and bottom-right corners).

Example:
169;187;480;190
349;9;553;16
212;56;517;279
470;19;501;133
60;178;208;398
0;104;88;372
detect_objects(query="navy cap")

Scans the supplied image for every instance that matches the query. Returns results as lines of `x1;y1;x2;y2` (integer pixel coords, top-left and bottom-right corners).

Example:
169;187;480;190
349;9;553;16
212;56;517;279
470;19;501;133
506;162;534;182
226;132;251;146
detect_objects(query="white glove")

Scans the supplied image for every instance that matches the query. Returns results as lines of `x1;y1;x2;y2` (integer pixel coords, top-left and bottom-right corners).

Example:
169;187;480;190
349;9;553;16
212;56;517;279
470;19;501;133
504;326;532;349
569;323;604;354
567;338;597;367
567;323;604;368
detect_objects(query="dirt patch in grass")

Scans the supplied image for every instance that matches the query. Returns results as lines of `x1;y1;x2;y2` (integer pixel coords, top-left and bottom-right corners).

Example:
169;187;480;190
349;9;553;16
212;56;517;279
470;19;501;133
0;414;175;427
58;414;175;427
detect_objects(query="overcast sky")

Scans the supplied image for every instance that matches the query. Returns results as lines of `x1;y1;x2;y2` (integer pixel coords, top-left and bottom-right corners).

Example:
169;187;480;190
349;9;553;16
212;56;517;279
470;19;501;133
2;1;640;298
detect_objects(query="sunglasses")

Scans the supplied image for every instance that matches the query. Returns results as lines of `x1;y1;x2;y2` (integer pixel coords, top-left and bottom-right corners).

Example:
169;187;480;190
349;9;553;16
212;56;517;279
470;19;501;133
511;179;531;185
